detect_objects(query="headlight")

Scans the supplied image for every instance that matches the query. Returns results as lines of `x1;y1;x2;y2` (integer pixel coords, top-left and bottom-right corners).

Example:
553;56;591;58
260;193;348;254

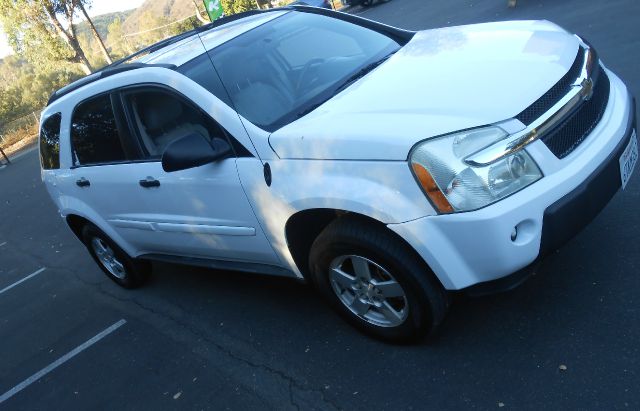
409;127;542;213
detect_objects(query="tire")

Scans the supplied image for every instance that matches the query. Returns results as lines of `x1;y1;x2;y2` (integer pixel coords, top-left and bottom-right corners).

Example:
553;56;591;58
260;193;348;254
361;0;373;6
82;223;150;289
309;216;449;343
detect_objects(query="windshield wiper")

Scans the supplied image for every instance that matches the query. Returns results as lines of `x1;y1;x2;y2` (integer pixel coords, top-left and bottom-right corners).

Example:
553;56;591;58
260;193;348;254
297;101;324;118
333;51;397;95
295;50;397;119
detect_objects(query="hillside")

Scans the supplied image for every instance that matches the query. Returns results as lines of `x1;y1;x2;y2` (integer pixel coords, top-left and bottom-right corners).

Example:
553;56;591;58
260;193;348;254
0;0;205;129
75;10;136;40
123;0;198;34
74;0;197;41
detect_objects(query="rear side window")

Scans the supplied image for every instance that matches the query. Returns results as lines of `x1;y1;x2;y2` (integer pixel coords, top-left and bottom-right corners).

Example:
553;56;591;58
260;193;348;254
71;94;126;166
39;113;61;170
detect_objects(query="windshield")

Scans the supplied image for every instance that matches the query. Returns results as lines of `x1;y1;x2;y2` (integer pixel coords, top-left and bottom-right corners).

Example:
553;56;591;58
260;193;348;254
210;11;401;131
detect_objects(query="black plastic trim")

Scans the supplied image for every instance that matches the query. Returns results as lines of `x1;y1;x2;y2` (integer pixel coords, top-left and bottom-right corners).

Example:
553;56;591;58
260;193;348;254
463;262;537;297
139;253;295;277
540;96;636;255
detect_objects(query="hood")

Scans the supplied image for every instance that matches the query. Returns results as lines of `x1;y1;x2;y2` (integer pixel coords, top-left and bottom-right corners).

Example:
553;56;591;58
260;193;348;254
269;20;579;160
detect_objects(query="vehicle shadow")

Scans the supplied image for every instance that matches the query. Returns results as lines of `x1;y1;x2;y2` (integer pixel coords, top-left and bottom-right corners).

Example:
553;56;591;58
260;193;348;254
81;212;633;408
138;239;603;350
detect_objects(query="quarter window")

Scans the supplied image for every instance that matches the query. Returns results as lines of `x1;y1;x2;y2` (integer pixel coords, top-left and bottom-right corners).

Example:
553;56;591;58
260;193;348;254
71;94;127;166
39;113;62;170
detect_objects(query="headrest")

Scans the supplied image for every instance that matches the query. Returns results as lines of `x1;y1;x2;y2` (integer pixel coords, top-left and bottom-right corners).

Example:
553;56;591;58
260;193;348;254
138;93;183;132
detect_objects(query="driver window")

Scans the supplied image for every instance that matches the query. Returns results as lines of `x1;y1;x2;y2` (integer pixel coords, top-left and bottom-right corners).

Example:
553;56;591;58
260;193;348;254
122;89;225;159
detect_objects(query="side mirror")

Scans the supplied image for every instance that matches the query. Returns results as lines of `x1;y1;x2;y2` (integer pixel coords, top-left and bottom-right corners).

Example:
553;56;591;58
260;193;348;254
162;133;232;172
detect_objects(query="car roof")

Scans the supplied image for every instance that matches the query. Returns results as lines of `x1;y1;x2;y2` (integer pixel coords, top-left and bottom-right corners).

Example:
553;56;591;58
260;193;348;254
136;11;288;66
46;6;415;107
46;9;290;106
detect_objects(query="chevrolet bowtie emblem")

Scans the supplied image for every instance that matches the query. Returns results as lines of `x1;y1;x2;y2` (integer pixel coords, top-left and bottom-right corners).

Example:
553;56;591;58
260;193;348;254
579;77;595;101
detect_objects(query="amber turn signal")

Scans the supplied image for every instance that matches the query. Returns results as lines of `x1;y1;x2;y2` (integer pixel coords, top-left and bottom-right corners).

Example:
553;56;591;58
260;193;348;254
411;163;454;213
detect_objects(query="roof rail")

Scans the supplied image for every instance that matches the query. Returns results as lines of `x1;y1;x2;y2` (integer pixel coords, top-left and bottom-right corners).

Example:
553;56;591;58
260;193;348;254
47;63;176;106
47;7;322;107
102;9;274;70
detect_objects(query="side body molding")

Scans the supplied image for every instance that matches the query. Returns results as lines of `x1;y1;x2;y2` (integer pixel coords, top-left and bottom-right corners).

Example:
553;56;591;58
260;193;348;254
108;219;256;236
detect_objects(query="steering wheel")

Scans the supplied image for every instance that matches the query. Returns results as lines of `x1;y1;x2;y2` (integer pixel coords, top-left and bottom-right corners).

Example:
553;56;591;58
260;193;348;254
296;58;325;96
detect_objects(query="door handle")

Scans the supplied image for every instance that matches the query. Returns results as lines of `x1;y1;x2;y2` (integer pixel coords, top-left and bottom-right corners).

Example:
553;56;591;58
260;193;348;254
76;178;90;187
139;177;160;188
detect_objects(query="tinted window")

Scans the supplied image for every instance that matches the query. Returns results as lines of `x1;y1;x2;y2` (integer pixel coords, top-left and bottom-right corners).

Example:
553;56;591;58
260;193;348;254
177;54;233;107
123;88;228;159
211;12;400;131
71;94;127;166
39;113;61;170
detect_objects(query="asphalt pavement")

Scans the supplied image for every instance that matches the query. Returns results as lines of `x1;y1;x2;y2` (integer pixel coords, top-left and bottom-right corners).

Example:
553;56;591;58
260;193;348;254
1;0;639;409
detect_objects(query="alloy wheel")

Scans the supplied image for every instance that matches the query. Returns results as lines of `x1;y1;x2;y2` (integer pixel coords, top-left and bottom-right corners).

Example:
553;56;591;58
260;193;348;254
329;255;409;327
91;237;126;279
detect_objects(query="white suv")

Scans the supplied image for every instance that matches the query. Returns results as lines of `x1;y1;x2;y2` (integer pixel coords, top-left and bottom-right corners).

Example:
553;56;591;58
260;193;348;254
40;7;637;341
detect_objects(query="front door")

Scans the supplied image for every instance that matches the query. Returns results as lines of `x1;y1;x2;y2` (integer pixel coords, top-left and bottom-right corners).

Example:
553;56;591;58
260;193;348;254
66;86;279;266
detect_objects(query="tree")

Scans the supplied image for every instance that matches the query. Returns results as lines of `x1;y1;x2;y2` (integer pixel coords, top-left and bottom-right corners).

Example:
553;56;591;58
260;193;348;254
0;54;81;125
221;0;258;15
77;1;112;65
0;0;95;74
130;11;172;50
106;17;133;60
191;0;209;23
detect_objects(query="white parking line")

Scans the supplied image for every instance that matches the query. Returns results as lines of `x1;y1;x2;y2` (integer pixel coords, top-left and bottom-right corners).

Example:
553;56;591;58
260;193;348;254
0;268;46;295
0;319;127;404
0;242;6;247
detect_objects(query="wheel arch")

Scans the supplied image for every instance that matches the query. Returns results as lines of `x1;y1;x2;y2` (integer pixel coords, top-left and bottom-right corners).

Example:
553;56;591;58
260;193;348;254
284;208;439;286
61;202;138;258
66;214;90;241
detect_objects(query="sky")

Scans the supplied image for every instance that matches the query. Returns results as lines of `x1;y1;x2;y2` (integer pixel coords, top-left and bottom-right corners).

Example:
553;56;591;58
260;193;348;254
0;0;147;58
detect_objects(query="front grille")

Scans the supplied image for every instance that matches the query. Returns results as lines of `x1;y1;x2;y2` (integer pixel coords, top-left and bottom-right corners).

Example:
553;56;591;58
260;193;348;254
516;48;585;126
513;43;611;159
540;66;610;159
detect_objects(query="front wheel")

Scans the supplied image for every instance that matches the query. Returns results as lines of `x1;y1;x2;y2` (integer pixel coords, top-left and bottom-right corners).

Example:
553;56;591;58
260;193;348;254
309;217;449;342
82;223;150;288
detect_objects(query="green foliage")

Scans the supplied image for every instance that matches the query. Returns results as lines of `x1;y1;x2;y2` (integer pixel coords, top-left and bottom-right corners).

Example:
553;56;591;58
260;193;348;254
221;0;258;15
0;0;74;72
75;10;134;40
0;58;81;118
0;55;82;125
106;17;133;60
0;0;206;129
172;16;201;35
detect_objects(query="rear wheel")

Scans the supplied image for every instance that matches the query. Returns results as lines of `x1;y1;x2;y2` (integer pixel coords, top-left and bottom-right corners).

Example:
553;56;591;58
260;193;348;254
309;217;449;342
82;223;150;288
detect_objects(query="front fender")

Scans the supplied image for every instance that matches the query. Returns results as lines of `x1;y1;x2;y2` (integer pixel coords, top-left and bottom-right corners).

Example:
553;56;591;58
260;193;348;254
235;158;434;276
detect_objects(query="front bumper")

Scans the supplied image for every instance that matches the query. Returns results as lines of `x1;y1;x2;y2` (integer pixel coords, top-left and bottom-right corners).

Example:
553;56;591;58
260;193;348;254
389;70;636;291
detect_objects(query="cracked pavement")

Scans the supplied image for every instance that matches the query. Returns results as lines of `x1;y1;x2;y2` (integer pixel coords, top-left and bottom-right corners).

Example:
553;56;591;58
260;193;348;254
1;0;640;409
